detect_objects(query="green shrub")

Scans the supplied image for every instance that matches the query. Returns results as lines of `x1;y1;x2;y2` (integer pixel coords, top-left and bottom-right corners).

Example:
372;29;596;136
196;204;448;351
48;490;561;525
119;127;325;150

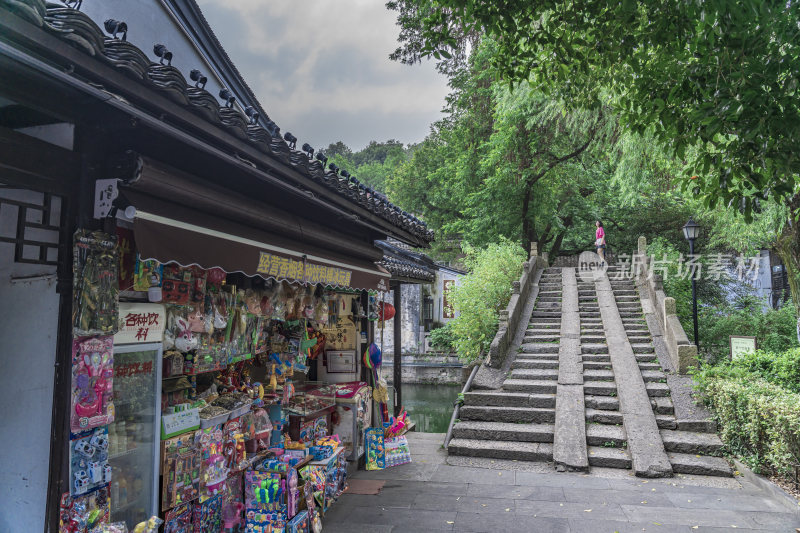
448;240;526;364
428;323;455;351
692;371;800;474
700;300;798;364
705;348;800;392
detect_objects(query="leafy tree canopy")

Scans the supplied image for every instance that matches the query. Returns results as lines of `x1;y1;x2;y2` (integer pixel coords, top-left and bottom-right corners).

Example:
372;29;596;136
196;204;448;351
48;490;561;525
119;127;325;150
388;0;800;219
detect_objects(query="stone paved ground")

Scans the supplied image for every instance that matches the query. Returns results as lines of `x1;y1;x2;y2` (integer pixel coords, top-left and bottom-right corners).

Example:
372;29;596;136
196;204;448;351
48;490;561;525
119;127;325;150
323;433;800;532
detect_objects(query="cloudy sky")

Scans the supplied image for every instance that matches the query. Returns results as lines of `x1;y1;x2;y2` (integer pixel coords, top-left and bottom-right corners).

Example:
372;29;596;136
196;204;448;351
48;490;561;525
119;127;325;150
196;0;450;151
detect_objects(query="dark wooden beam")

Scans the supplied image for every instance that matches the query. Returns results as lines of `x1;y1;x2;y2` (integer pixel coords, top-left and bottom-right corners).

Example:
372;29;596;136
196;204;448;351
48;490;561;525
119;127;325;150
0;125;79;194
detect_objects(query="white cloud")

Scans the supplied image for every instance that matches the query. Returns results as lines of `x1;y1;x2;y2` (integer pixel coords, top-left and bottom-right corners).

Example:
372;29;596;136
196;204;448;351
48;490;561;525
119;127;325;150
196;0;449;150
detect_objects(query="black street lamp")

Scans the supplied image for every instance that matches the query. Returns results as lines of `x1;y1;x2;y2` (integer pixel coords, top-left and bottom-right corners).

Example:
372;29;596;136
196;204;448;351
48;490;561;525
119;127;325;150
682;217;701;348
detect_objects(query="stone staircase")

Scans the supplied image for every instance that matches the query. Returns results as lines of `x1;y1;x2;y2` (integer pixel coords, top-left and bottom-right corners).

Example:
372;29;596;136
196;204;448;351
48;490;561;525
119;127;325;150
448;266;731;477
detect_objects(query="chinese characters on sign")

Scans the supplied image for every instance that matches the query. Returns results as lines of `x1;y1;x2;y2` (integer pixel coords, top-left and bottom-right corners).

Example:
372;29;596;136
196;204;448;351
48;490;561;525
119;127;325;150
611;253;762;283
114;303;166;344
730;336;757;360
256;252;353;287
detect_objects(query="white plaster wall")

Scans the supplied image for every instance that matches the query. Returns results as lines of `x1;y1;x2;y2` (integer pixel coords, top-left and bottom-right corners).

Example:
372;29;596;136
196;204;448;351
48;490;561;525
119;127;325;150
0;191;60;533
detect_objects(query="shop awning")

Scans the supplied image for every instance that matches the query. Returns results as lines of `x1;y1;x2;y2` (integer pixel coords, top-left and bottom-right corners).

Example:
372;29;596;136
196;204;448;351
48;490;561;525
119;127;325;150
125;191;390;292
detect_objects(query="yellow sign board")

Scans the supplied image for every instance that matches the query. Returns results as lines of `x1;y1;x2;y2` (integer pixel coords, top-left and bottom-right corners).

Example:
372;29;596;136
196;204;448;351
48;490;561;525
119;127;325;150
730;336;757;360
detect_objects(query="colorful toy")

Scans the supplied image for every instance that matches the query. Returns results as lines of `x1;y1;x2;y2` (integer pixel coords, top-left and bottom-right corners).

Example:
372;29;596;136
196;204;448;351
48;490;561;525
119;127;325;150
245;471;284;511
192;494;222;533
71;337;114;432
163;502;192;533
286;509;308;533
58;486;110;533
365;427;385;471
69;427;110;496
132;517;163;533
161;431;200;511
385;410;409;438
221;501;245;532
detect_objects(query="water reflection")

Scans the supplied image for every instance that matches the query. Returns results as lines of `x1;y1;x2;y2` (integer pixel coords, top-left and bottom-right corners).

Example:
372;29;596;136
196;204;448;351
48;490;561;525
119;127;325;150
389;383;461;433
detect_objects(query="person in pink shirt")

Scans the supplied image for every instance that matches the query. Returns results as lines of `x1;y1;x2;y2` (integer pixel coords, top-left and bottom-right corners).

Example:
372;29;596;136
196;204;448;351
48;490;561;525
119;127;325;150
595;220;606;266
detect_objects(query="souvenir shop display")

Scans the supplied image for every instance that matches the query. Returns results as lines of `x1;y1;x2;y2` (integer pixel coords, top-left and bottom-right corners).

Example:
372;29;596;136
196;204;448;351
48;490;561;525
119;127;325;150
365;427;385;471
160;431;201;511
331;381;371;460
384;436;412;468
70;224;378;533
192;494;222;532
59;486;111;533
163;503;192;533
69;427;111;496
71;336;115;432
73;230;120;336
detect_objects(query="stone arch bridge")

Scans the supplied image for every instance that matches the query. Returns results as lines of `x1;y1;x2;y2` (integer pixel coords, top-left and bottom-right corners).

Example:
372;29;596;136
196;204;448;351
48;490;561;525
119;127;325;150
447;238;729;478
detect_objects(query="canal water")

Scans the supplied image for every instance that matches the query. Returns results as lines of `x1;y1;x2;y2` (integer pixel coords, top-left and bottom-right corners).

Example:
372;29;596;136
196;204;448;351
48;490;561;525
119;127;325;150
389;383;461;433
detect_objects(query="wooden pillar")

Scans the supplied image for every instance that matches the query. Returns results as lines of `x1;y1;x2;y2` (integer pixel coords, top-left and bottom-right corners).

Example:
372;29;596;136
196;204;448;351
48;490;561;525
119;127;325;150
393;283;402;417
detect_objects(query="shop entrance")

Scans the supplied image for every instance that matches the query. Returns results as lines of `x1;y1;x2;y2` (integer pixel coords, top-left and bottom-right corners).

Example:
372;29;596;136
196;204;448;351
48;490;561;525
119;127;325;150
0;186;65;532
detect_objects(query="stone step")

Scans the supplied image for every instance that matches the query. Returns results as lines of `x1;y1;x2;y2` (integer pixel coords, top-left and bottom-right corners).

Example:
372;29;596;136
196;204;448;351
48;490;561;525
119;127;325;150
585;395;619;411
641;370;667;382
636;353;658;363
581;344;609;354
579;312;601;318
645;382;671;397
656;415;678;430
615;295;639;301
448;438;553;461
586;424;627;446
452;421;554;442
627;336;652;344
631;343;655;353
460;405;555;423
618;311;644;318
503;379;557;394
529;321;560;328
625;329;651;336
581;335;606;344
638;362;662;371
588;446;632;469
660;430;725;455
582;353;611;363
527;329;561;336
538;296;562;302
513;359;559;370
583;369;615;381
586;408;622;425
668;452;732;477
511;368;559;381
517;352;562;361
584;381;617;396
531;311;562;319
520;343;559;354
582;360;613;370
651;397;674;415
523;335;560;343
676;419;717;433
463;391;556;408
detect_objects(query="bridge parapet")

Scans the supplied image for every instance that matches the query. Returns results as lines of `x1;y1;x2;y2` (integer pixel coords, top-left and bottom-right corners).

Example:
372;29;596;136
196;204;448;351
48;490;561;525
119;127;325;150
635;236;698;374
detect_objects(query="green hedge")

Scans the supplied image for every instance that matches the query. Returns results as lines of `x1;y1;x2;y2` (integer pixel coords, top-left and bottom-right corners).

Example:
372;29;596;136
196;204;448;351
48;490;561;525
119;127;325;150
693;367;800;474
448;240;526;364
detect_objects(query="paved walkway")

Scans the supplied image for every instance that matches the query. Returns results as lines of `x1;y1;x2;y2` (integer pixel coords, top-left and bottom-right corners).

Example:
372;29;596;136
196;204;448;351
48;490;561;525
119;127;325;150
323;433;800;533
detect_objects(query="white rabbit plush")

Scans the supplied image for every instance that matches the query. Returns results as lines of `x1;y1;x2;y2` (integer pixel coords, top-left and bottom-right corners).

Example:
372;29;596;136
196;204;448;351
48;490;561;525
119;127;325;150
174;317;198;352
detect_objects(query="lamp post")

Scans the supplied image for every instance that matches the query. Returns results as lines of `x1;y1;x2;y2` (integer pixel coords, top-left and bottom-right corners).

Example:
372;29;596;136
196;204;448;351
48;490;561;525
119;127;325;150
682;217;701;349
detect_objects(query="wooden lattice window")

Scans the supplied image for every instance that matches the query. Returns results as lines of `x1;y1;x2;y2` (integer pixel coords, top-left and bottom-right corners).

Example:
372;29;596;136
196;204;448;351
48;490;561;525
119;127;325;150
0;184;63;265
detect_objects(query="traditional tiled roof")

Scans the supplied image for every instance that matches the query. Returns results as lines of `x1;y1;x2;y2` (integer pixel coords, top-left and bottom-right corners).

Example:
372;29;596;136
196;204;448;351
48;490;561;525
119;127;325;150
378;256;435;283
1;0;434;243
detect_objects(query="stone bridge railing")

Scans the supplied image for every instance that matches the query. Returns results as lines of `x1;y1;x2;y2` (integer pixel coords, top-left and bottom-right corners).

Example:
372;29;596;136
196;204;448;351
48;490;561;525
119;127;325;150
634;236;698;374
485;243;547;368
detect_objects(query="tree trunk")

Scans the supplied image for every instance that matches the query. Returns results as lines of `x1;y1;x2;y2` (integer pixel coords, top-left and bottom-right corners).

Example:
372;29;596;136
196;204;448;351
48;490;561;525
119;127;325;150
774;193;800;343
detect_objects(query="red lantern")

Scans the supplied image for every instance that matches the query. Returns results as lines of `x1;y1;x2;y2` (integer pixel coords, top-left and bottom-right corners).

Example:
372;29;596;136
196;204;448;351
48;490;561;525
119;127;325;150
379;302;396;321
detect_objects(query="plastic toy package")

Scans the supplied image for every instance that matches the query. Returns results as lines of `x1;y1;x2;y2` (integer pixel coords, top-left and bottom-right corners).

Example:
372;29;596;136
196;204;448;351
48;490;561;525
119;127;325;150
161;431;201;511
195;426;226;501
245;471;284;511
71;336;115;433
58;487;110;533
132;516;163;533
69;427;110;496
193;494;222;533
72;230;119;336
163;502;193;533
364;427;385;471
